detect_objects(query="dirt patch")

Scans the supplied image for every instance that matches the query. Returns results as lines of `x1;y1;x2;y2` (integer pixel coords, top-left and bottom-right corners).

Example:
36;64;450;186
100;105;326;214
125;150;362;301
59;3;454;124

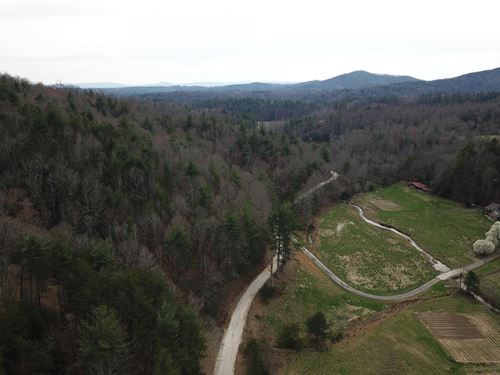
420;312;500;363
295;250;330;282
320;228;337;238
420;313;483;339
370;198;402;211
320;222;349;239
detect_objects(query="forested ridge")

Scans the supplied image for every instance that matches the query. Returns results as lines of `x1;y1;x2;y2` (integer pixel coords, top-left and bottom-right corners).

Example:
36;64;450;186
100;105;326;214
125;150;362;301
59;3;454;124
287;93;500;205
0;74;334;374
0;72;499;374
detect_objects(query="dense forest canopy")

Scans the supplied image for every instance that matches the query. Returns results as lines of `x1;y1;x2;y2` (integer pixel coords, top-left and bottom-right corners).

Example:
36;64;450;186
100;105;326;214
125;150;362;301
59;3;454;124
0;71;499;374
0;74;334;374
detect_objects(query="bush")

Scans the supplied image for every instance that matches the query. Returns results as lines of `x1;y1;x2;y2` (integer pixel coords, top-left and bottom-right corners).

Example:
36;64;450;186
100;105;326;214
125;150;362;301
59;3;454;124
486;232;498;247
306;312;329;348
463;271;479;295
330;330;344;343
244;339;270;375
259;283;276;303
489;221;500;239
473;239;496;256
277;323;302;350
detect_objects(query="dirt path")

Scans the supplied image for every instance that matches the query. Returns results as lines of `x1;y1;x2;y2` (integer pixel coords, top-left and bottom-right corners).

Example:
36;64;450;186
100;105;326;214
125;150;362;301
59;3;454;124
298;237;499;302
350;203;450;272
214;256;277;375
293;171;339;204
213;174;498;374
214;173;339;375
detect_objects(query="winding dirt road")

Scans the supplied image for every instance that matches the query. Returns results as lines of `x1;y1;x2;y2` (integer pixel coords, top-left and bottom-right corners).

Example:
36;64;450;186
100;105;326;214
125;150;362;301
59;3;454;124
299;203;499;301
213;175;499;374
350;203;450;272
214;173;338;375
299;242;499;301
214;256;277;375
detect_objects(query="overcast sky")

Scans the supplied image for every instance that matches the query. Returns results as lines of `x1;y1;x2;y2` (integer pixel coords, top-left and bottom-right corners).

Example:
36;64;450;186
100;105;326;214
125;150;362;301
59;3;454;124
1;0;499;85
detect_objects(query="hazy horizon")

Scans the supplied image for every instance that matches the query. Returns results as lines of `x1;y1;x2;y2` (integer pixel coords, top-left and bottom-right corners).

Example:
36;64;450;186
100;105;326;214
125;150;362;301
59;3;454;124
1;0;499;85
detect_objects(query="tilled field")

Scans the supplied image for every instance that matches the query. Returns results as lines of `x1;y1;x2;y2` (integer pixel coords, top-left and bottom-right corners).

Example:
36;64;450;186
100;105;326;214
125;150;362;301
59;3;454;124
420;312;500;363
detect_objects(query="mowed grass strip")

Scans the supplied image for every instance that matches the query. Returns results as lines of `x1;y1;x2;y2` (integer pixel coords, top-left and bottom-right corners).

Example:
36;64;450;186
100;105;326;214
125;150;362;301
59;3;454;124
354;183;492;268
316;203;437;295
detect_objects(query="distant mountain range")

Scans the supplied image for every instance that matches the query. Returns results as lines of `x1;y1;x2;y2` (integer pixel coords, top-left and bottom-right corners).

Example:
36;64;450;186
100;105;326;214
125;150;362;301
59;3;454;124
295;70;420;90
77;67;500;97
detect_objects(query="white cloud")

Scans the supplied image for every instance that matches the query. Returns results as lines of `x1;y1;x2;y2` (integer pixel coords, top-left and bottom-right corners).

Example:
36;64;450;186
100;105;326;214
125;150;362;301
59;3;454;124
1;0;499;84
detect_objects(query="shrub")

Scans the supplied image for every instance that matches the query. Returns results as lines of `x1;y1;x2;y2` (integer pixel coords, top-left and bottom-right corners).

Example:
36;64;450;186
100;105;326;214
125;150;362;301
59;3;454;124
259;283;276;303
472;239;495;256
330;330;344;343
485;232;498;247
463;271;479;294
306;312;329;348
244;339;270;375
277;323;302;350
490;221;500;238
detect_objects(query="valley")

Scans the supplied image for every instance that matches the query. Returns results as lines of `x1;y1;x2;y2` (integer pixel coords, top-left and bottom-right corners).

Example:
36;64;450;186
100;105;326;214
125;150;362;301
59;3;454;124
227;184;499;375
1;60;499;375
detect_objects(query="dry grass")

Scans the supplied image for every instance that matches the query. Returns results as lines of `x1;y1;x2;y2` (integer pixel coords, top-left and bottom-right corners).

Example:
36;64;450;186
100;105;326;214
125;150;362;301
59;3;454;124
370;198;402;211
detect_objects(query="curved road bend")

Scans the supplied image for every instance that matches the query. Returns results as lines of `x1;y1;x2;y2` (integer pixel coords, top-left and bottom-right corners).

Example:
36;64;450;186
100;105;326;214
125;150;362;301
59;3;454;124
350;203;450;272
214;256;277;375
213;173;499;373
300;244;499;301
215;173;338;375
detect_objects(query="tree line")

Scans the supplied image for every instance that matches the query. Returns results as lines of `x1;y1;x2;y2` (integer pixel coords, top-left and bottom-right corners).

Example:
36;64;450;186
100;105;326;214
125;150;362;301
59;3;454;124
0;74;332;373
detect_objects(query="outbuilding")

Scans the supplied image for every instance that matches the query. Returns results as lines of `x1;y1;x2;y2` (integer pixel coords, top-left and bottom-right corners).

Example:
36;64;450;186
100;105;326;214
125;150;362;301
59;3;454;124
408;181;431;193
484;202;500;220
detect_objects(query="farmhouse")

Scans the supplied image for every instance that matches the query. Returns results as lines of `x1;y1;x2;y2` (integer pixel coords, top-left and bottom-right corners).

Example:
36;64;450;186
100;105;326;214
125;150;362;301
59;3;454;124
408;181;431;193
484;202;500;220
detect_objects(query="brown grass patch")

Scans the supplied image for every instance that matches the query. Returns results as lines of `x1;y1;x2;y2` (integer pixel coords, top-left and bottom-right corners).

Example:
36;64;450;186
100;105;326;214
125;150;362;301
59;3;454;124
370;198;402;211
420;312;500;363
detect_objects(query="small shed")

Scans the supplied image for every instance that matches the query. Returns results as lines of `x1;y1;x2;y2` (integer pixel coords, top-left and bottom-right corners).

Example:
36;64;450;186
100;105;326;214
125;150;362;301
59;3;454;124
408;181;431;193
484;202;500;220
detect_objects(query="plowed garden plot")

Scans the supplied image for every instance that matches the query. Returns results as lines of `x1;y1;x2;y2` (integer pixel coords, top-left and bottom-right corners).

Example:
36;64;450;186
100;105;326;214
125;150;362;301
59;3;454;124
420;313;500;363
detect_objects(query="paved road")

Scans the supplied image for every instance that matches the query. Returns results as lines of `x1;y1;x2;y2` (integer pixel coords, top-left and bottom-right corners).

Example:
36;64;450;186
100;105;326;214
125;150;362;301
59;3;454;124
214;256;277;375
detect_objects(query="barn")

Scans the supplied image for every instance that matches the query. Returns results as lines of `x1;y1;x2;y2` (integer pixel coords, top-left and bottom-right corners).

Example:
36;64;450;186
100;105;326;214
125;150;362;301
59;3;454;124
484;202;500;220
408;181;431;193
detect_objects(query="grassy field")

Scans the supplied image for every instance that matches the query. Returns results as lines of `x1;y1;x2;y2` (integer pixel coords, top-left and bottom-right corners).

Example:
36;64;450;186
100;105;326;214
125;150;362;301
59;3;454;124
242;253;500;375
286;294;500;375
354;183;492;268
238;253;388;374
260;252;386;336
315;203;437;294
474;257;500;308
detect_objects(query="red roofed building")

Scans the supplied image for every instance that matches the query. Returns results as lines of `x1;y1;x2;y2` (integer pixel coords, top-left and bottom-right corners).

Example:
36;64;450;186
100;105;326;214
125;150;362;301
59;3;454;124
408;181;431;193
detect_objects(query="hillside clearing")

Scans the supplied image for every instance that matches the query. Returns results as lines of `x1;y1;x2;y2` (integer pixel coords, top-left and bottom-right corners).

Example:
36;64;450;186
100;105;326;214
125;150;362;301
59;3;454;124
315;203;437;295
354;183;492;268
